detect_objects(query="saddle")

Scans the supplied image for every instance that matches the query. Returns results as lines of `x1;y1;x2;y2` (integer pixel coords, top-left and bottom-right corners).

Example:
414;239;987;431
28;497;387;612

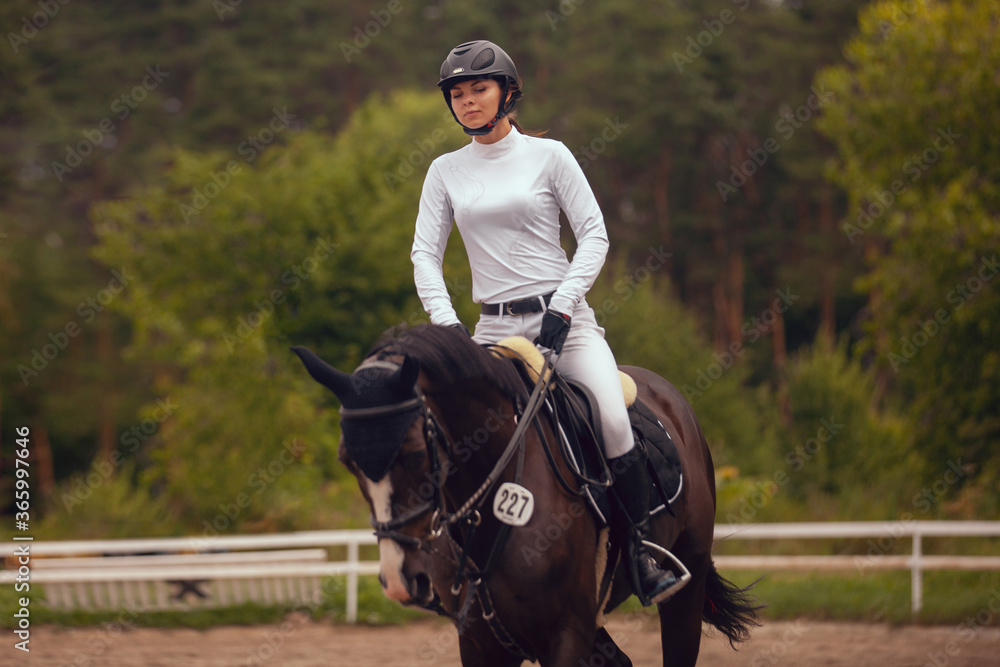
488;337;684;524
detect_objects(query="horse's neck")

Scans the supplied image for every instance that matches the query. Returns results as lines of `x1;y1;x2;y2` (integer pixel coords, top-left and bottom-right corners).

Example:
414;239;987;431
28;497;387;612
433;385;517;500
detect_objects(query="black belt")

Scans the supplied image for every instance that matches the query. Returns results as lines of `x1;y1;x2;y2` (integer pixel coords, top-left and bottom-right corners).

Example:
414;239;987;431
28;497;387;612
481;292;554;316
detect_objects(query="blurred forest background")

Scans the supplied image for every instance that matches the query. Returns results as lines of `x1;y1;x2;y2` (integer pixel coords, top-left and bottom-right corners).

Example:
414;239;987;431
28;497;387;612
1;0;997;539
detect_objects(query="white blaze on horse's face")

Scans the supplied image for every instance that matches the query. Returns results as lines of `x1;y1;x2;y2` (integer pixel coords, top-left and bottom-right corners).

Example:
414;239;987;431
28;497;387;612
366;476;410;602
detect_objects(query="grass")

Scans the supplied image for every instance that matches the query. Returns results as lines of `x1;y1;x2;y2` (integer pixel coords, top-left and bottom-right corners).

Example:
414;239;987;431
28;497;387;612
0;576;428;630
4;568;997;631
720;570;1000;626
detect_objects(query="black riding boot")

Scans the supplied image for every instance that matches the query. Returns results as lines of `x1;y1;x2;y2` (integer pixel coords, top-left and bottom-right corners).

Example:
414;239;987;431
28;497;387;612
609;448;679;606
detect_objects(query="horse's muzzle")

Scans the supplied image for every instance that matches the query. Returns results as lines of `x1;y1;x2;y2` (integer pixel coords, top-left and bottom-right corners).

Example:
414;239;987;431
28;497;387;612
380;563;435;606
408;571;434;605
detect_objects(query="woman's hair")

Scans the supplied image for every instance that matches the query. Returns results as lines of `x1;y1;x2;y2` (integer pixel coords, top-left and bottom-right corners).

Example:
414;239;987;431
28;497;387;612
505;79;547;137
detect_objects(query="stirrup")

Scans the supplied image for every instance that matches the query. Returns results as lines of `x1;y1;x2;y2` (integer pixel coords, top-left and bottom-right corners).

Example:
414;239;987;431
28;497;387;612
639;541;692;606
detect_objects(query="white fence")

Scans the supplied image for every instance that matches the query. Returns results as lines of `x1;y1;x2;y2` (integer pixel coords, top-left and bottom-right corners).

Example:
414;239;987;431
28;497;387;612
713;521;1000;614
2;522;998;619
0;530;379;622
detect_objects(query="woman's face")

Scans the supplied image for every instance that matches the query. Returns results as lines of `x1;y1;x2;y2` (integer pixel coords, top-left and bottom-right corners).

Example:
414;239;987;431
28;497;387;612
449;78;502;130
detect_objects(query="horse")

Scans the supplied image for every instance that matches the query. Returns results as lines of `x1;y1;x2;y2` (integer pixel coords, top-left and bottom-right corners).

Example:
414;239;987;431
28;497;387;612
293;323;760;667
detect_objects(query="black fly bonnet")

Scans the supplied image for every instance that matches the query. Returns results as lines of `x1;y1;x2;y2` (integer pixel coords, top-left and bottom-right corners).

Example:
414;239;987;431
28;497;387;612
290;347;423;482
339;359;423;481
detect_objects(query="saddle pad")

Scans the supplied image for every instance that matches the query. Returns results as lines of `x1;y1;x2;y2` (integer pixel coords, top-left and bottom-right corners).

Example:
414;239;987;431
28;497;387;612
629;398;683;516
553;383;683;523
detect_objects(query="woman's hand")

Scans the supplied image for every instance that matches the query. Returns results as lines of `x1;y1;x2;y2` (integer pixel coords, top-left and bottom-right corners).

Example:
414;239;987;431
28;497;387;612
535;310;572;354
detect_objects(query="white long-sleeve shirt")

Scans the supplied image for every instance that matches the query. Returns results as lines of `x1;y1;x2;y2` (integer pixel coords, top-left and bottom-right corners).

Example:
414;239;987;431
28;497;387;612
411;128;610;325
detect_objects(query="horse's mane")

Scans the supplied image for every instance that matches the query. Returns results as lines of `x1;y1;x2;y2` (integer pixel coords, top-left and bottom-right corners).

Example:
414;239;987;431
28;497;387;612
369;323;527;402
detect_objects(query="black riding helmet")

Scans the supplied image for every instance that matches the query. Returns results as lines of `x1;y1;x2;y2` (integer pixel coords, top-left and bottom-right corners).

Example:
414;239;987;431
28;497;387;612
438;40;522;136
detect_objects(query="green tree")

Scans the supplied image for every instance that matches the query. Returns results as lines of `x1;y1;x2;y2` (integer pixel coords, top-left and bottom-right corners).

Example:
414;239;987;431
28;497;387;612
777;341;912;507
85;91;470;531
5;0;940;525
816;0;1000;494
1;0;371;506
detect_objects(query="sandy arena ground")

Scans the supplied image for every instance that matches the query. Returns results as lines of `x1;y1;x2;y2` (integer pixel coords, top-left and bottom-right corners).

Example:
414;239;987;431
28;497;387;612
13;616;1000;666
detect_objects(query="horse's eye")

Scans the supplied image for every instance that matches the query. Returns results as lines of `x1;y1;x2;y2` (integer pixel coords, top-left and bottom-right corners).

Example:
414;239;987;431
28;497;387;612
401;450;426;472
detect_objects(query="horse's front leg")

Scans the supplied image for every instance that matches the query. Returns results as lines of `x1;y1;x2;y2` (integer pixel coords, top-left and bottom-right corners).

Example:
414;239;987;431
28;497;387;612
537;622;599;667
586;626;633;667
457;633;523;667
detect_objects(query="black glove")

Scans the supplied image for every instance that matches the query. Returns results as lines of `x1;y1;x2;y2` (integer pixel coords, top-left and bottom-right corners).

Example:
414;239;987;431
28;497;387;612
534;310;572;354
450;322;471;337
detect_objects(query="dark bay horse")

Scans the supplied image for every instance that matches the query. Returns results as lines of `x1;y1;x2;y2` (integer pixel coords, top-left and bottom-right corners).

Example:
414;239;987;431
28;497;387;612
293;324;759;667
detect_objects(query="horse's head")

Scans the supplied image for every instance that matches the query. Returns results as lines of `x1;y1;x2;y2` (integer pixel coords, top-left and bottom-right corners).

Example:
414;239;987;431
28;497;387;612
291;345;444;606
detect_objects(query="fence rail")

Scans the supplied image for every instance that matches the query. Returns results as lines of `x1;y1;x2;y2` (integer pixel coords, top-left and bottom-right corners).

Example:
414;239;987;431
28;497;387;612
3;522;998;618
0;530;379;621
713;521;1000;614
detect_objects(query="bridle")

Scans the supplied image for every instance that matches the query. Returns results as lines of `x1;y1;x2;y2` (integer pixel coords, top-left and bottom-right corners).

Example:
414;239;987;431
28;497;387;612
343;350;559;662
340;384;453;550
345;349;558;548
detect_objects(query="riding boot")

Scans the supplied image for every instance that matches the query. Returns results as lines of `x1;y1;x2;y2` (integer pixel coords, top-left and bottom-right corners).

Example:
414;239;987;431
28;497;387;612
609;447;680;606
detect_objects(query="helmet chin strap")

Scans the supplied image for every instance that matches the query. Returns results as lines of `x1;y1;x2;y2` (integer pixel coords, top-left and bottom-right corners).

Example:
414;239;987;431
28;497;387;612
454;79;515;137
462;109;506;137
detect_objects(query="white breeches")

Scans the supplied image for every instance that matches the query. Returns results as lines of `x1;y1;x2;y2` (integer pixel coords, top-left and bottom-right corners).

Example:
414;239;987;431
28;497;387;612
473;299;636;458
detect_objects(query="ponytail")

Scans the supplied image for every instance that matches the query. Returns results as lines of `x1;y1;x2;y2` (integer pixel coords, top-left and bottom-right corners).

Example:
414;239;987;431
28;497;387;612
509;116;547;138
506;79;547;137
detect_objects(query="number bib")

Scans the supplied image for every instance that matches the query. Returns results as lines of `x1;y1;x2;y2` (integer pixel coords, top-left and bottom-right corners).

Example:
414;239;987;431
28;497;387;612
492;482;534;526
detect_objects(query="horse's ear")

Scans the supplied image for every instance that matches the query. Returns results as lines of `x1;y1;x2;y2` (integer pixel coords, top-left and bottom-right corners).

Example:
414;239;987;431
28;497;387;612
388;354;420;395
290;346;354;401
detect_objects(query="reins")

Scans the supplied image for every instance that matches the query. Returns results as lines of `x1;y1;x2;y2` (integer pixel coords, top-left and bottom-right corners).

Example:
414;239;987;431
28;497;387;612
436;351;555;662
355;349;559;542
442;351;556;527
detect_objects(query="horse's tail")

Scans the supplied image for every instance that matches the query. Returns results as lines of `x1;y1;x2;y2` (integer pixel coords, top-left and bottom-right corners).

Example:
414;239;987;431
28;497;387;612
702;560;764;647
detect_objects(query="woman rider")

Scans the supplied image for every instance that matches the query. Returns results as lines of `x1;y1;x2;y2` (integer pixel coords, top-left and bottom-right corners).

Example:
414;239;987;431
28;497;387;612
411;40;678;606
